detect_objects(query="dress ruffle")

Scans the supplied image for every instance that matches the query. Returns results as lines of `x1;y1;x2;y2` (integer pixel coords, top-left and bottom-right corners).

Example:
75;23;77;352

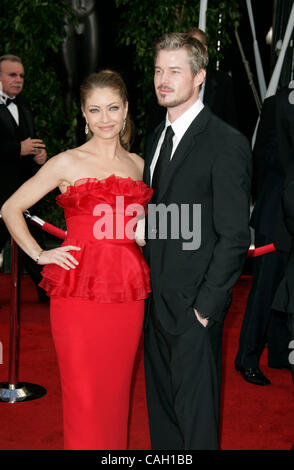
39;175;153;303
56;175;153;217
39;238;151;302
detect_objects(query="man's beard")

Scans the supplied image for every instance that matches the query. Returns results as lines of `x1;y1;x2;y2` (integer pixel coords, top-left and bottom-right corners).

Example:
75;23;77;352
156;87;194;108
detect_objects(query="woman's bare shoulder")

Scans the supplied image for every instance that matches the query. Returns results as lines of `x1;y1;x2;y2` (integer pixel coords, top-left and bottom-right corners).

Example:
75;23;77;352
128;152;144;171
47;149;78;170
35;150;80;190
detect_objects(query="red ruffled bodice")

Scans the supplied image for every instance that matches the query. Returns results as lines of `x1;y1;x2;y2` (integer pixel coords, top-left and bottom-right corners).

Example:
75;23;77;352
39;175;153;302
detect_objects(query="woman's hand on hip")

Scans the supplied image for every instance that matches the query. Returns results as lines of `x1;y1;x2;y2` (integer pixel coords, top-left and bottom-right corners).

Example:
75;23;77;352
38;245;81;270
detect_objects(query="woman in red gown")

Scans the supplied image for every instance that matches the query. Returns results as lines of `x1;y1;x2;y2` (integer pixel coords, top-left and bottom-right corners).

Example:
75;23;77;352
1;70;153;449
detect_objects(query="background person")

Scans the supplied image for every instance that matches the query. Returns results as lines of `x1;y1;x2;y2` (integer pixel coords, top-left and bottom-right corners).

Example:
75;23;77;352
0;54;47;301
235;90;292;385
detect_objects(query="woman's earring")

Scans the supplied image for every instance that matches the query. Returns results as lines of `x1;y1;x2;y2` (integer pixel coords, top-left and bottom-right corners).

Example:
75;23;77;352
85;123;89;135
120;118;126;137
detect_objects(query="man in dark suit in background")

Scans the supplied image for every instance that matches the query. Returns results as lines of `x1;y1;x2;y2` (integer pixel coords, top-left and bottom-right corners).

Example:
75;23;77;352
275;84;294;170
272;85;294;382
146;27;239;133
235;88;292;386
0;54;47;301
272;164;294;383
143;33;251;450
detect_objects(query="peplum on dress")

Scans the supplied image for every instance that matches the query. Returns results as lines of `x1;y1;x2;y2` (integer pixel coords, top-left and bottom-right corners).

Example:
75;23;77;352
39;174;153;450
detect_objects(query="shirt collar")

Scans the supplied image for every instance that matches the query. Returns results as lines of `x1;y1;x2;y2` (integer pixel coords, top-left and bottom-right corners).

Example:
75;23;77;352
0;91;16;104
165;98;204;142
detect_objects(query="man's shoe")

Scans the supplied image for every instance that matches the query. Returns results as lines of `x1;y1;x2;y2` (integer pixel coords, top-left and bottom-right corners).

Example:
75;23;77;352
235;365;271;385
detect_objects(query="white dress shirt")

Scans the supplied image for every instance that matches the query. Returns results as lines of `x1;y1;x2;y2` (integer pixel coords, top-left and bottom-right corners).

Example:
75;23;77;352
150;99;204;182
0;92;19;125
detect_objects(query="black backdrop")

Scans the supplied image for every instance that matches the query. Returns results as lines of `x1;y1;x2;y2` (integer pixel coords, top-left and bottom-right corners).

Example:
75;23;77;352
65;0;292;145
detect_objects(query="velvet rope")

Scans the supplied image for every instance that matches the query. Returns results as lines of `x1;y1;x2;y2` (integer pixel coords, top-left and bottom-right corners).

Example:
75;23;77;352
42;222;66;240
24;211;66;240
247;243;276;258
24;211;277;258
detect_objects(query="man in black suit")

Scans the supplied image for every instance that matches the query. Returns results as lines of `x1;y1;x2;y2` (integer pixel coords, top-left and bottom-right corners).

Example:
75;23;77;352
143;33;251;450
275;84;294;171
0;54;47;300
235;89;293;386
272;86;294;382
147;27;238;133
272;164;294;383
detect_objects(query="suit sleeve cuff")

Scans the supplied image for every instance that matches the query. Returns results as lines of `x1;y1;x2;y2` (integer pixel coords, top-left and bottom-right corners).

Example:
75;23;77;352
194;284;231;322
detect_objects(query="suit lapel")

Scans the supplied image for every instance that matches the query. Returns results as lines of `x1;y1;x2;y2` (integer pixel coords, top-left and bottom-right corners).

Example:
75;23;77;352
155;106;211;202
0;103;19;137
15;96;34;137
143;121;165;186
18;99;34;136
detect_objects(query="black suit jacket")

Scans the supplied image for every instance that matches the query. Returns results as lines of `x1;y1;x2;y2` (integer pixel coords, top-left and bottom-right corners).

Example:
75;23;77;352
250;94;286;241
272;167;294;314
0;95;35;207
249;88;294;254
275;86;294;172
271;87;294;314
272;87;294;252
143;106;252;334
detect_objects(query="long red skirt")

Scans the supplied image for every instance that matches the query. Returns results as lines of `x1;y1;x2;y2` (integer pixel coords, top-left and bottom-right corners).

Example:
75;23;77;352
50;297;145;450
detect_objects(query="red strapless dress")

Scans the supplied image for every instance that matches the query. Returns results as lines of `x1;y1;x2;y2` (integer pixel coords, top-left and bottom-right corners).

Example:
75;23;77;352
39;175;153;450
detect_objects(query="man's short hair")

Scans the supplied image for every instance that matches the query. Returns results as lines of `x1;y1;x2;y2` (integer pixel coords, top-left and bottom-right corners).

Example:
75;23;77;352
0;54;23;72
154;32;208;75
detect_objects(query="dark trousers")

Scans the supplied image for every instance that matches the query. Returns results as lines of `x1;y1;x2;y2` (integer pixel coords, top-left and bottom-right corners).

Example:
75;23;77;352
287;314;294;382
144;299;224;450
235;232;290;369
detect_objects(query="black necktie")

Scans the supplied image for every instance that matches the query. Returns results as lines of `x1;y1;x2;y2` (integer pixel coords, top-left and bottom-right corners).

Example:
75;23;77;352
152;125;174;202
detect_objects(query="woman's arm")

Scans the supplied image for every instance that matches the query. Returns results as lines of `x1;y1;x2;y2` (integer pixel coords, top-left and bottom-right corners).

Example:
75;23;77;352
1;154;80;270
135;217;146;247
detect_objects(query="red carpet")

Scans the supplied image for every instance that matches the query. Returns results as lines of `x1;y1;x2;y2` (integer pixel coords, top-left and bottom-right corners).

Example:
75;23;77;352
0;273;293;450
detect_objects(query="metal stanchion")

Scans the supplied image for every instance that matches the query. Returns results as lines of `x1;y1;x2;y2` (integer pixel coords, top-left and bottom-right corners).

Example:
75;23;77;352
0;237;47;403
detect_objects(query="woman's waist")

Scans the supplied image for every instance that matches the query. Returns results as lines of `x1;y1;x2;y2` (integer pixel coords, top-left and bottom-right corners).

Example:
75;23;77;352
66;214;137;243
